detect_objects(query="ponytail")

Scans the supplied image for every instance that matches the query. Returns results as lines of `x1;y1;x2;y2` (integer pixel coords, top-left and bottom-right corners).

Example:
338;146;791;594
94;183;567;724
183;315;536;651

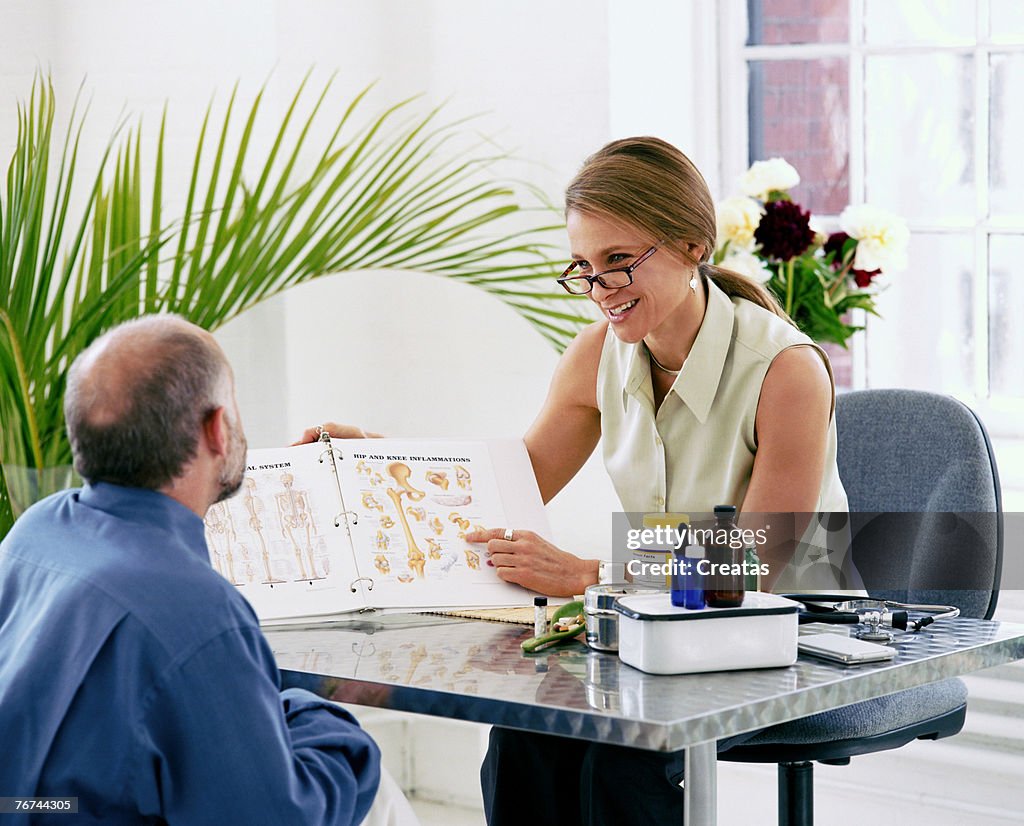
698;262;796;327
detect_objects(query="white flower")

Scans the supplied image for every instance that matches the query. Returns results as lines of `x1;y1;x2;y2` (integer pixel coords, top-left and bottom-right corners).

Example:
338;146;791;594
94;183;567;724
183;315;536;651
718;249;774;284
839;204;910;273
716;196;764;252
739;158;800;201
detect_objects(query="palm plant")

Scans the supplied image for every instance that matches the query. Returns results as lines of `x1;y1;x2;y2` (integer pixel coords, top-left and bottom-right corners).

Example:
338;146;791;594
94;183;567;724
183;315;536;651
0;75;593;538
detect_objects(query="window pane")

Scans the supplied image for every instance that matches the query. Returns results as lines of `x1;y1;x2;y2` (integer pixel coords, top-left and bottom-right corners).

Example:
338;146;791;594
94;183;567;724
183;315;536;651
866;233;973;396
747;58;849;214
990;53;1024;223
746;0;848;45
989;235;1024;398
990;0;1024;44
864;0;976;46
865;54;974;223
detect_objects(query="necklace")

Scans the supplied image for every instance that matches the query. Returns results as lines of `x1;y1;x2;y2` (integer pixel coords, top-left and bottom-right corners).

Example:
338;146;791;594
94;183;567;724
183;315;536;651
646;343;682;375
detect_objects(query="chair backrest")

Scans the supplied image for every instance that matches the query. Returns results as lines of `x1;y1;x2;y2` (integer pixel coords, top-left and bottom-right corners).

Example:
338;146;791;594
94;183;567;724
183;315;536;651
835;389;1003;619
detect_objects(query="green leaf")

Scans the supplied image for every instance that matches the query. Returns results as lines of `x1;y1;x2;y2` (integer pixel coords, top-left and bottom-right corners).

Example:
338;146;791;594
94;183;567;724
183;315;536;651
0;463;14;538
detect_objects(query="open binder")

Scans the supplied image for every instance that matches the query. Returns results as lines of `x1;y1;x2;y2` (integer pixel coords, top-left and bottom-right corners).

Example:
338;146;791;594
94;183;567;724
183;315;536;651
203;432;550;625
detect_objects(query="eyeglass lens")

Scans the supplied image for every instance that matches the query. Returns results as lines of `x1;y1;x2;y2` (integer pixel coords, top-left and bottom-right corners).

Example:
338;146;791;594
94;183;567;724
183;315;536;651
562;268;633;294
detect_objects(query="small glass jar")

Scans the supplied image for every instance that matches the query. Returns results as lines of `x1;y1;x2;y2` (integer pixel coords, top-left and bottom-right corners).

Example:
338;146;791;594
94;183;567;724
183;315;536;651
704;505;745;608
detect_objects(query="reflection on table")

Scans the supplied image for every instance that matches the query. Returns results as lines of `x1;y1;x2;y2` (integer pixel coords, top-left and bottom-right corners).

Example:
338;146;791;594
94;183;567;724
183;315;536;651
266;613;1023;752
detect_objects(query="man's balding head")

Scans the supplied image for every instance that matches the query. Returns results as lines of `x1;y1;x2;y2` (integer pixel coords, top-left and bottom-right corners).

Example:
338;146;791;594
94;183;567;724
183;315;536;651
65;315;237;490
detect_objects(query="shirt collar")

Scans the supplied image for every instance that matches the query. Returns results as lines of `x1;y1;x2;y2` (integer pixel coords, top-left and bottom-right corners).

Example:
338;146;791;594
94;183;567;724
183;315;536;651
623;343;653;408
622;277;735;424
77;482;210;564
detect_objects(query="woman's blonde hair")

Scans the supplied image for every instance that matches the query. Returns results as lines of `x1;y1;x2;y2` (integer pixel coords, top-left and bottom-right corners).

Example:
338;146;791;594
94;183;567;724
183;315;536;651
565;136;793;323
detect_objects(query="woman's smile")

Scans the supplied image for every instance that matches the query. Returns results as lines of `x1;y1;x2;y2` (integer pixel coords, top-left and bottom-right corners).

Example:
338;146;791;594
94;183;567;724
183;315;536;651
604;296;639;321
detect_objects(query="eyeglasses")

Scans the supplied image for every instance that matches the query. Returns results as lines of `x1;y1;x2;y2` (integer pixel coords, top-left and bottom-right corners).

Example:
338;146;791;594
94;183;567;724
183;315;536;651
557;244;660;295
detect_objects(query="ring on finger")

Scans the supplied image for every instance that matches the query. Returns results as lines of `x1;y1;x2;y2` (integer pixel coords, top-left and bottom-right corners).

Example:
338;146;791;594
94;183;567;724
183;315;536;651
503;527;514;542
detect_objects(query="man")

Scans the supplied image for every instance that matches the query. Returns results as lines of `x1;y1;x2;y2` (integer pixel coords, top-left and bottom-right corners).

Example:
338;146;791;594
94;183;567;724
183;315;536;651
0;316;380;824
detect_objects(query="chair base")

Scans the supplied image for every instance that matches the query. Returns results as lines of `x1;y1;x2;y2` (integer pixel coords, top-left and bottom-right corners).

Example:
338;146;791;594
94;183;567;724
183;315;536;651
720;704;966;826
779;762;814;826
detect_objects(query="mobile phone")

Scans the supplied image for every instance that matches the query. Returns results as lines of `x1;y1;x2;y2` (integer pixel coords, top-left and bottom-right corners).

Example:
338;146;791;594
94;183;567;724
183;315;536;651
797;633;896;664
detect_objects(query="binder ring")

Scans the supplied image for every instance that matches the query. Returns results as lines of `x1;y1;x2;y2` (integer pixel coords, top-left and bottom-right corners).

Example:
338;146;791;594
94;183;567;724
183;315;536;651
333;510;358;528
350;576;375;593
319;447;344;464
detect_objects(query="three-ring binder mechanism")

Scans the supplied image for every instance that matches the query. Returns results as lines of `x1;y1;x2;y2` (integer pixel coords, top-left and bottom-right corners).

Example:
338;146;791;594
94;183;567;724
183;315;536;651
317;427;369;596
317;427;359;531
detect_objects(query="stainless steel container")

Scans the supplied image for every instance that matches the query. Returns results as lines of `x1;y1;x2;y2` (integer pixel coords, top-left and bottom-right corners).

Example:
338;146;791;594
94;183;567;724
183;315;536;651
584;583;662;652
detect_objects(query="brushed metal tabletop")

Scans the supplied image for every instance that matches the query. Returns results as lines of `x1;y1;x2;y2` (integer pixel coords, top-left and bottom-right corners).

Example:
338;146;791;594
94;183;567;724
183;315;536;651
267;614;1024;753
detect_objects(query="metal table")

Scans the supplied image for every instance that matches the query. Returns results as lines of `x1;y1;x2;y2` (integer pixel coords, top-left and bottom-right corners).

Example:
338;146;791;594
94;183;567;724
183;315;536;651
266;615;1024;825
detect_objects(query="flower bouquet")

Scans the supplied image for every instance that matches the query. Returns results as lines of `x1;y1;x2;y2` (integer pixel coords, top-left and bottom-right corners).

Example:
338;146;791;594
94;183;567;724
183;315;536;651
713;158;909;347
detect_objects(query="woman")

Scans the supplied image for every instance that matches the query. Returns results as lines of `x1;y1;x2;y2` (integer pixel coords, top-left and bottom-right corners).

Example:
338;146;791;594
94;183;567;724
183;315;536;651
304;137;850;825
476;137;851;826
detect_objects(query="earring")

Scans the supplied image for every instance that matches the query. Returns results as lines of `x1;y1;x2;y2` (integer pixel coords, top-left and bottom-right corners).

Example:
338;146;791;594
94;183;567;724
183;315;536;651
689;275;698;293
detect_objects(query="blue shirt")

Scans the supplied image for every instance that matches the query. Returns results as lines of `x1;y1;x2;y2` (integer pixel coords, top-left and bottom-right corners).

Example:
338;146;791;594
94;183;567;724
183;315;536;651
0;483;380;824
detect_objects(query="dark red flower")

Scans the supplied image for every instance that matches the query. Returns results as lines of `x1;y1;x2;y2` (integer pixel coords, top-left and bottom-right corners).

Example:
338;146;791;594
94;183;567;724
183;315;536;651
825;231;880;287
824;232;853;266
852;267;881;288
754;200;815;262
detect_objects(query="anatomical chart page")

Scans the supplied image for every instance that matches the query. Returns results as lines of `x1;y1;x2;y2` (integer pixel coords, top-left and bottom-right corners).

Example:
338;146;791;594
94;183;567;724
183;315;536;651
203;441;364;622
333;438;547;610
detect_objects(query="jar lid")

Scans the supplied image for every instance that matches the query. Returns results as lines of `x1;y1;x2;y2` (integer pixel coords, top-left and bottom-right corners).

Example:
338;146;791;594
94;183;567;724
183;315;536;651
642;512;690;529
584;582;663;611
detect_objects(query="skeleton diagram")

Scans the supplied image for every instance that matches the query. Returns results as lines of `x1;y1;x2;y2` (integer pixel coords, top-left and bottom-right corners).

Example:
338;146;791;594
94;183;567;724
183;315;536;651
385;462;427;577
276;471;325;582
243;477;284;585
204;501;241;584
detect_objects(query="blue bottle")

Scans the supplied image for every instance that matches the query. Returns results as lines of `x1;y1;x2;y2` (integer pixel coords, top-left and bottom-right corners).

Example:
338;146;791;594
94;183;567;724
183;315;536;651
670;522;705;609
682;543;706;609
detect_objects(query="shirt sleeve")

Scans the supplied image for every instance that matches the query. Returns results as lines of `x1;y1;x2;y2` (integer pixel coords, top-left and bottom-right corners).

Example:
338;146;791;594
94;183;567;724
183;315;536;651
131;626;380;826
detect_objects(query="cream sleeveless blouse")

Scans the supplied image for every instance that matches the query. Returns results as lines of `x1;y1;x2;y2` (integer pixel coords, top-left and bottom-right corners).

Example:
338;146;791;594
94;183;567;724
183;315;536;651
596;278;849;515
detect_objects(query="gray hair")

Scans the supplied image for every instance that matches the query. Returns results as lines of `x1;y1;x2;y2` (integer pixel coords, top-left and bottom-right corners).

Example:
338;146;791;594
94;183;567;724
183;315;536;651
64;316;229;489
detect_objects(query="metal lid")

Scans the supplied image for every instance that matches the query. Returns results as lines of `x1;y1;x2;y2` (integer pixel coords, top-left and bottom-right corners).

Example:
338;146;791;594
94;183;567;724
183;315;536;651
642;512;690;528
584;582;663;612
613;591;801;621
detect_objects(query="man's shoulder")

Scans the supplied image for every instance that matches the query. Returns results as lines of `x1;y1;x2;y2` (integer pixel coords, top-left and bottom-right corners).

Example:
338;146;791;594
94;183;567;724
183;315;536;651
4;487;260;658
108;549;261;661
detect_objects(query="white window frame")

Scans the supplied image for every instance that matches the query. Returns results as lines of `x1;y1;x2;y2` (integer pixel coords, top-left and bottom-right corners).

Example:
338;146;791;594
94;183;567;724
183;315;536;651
714;0;1024;440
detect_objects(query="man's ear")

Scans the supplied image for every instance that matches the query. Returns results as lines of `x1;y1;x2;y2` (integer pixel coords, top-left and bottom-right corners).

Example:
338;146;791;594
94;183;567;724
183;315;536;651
202;406;229;458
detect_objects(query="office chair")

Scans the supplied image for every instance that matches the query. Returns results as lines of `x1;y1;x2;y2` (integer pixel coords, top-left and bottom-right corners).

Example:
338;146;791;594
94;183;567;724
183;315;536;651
718;389;1003;826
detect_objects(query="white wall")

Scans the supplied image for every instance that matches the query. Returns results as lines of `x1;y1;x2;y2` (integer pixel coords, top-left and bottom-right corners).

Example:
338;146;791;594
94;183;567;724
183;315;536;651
608;0;722;190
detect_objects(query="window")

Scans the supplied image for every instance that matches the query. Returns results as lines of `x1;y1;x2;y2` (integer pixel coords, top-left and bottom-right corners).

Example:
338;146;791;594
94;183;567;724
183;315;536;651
718;0;1024;436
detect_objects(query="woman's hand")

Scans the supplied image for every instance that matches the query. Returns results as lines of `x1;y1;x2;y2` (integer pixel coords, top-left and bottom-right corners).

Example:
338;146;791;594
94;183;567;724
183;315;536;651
291;422;383;445
464;528;598;597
